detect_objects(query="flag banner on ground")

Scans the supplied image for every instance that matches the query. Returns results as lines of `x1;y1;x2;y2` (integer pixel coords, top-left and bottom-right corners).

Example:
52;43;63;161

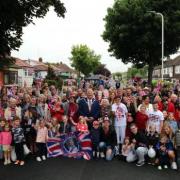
47;132;92;160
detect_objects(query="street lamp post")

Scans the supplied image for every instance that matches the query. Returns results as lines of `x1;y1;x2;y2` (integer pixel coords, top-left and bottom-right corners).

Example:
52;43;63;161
148;11;164;81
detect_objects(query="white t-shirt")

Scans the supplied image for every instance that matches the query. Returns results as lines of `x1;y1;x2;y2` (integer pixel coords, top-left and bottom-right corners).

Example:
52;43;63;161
147;110;164;133
112;103;128;127
138;103;153;114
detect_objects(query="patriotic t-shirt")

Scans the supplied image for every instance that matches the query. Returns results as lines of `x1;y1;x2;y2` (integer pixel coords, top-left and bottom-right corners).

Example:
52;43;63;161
112;103;128;127
147;110;164;133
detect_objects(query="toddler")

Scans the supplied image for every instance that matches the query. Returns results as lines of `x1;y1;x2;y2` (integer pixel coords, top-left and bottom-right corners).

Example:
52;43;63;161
90;121;100;159
35;120;48;162
12;116;25;166
1;124;12;165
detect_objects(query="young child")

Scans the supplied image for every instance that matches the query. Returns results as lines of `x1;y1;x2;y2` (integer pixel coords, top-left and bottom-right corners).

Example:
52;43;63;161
0;119;6;132
59;115;71;134
120;137;134;161
146;125;159;165
1;124;12;165
35;120;48;162
76;116;88;133
12;116;25;166
48;117;60;137
156;135;172;170
0;119;6;159
90;120;100;159
165;113;178;134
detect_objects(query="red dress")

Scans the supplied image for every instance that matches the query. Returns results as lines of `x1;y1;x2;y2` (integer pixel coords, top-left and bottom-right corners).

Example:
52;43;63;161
49;103;64;122
76;123;88;132
68;102;79;123
135;111;148;132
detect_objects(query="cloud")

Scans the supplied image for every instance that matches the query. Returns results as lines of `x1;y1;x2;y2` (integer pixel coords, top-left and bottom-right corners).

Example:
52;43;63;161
12;0;131;73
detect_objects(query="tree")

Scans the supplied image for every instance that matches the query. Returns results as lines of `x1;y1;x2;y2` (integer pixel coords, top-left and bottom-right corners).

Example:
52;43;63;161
0;0;66;67
44;65;63;90
113;72;122;81
46;65;56;79
102;0;180;85
126;65;148;79
70;44;101;76
93;64;111;77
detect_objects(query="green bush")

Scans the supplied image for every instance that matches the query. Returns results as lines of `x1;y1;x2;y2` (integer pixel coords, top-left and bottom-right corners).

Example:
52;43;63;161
44;77;63;90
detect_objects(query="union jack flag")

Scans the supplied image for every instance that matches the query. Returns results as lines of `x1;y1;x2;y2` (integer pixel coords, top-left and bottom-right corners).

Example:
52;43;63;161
47;132;92;160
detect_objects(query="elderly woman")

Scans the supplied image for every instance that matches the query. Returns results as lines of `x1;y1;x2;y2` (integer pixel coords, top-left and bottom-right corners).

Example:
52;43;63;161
100;98;111;121
4;98;21;122
37;94;50;122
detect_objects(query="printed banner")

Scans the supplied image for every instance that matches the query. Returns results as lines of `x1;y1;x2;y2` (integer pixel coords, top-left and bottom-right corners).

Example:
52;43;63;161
47;132;92;160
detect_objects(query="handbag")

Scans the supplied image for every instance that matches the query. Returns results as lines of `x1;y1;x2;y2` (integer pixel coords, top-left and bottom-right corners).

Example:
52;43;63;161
11;146;17;161
23;144;31;155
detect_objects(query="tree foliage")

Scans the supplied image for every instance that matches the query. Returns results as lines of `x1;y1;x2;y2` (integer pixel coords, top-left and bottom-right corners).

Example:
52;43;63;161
44;65;63;90
93;64;111;77
0;0;66;66
113;72;122;81
70;44;101;76
102;0;180;84
126;65;148;79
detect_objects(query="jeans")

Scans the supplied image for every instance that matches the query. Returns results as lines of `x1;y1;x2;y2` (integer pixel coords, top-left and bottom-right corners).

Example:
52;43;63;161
114;126;126;144
36;143;47;157
99;142;115;161
15;143;24;161
126;147;147;163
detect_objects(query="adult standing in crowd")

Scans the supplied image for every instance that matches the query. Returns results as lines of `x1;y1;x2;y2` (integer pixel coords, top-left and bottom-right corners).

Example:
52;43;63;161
78;89;100;128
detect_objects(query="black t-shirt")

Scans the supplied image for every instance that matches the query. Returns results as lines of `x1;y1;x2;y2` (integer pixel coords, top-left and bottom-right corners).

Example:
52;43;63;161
132;131;148;148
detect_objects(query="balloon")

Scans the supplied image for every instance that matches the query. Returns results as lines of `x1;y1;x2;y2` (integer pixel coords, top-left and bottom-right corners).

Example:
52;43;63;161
148;147;156;158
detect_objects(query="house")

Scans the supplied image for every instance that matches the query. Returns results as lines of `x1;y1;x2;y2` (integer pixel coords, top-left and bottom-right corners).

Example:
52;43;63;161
152;55;180;81
25;58;48;79
15;58;34;87
56;62;77;79
0;58;34;87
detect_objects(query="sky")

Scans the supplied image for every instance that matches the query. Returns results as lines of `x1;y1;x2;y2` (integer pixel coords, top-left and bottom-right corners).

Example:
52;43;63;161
11;0;131;73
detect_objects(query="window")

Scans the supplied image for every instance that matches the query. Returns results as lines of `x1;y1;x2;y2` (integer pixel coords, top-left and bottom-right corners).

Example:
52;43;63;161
175;65;180;74
4;71;18;85
24;69;28;76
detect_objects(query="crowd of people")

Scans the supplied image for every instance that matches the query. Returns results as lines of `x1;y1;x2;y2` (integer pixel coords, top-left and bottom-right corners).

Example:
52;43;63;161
0;77;180;171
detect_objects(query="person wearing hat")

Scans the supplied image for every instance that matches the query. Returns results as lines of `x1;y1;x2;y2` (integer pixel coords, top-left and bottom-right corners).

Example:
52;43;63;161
112;96;128;154
99;118;117;161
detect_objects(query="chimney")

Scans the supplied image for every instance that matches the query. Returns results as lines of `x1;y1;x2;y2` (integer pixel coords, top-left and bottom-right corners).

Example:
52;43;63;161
39;57;43;62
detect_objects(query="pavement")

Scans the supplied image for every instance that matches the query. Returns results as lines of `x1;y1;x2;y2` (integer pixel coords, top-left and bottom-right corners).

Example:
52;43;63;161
1;156;180;180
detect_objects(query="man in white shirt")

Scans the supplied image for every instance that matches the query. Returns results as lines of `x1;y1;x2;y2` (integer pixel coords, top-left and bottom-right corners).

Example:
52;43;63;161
147;101;164;133
112;96;128;151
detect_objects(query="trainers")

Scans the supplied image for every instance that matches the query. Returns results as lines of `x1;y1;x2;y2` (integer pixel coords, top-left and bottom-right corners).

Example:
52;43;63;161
164;165;168;169
114;146;119;156
42;155;46;161
136;161;145;167
4;160;8;165
97;152;100;158
20;161;25;166
7;159;11;164
100;152;105;158
158;166;162;170
36;157;42;162
14;160;20;165
171;162;178;170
